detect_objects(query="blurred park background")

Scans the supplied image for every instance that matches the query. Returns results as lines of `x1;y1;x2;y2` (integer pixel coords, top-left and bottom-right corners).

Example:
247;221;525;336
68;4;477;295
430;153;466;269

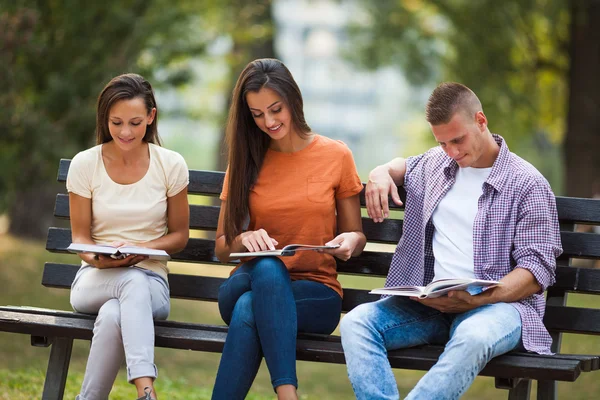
1;0;600;398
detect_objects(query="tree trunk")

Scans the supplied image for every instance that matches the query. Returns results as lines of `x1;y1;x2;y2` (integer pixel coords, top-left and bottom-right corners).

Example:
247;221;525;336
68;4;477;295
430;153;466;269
216;0;275;172
564;0;600;198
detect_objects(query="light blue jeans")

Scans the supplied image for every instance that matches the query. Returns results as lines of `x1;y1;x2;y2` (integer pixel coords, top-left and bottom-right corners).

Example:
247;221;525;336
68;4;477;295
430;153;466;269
70;266;170;400
340;296;522;400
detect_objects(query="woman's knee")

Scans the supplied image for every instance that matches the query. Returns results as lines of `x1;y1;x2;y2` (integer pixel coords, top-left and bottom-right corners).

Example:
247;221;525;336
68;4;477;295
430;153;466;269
249;256;290;285
94;299;121;334
230;291;256;329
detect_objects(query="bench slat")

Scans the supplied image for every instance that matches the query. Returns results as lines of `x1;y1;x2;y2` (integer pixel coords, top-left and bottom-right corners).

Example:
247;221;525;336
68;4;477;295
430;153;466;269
42;263;381;312
57;159;600;224
54;194;405;243
556;197;600;225
553;266;600;294
544;306;600;335
0;307;585;382
46;228;394;276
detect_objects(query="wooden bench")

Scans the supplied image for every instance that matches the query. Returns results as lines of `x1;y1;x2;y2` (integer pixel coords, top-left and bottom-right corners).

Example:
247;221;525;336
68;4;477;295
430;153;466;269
1;158;600;400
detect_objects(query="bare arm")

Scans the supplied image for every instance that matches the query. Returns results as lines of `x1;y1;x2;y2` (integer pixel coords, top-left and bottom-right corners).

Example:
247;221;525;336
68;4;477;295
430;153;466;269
137;187;190;254
416;268;541;313
214;200;278;263
322;194;366;261
365;157;406;222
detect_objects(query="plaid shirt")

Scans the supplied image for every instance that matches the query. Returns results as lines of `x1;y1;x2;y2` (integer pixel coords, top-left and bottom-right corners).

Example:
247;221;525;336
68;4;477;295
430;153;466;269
385;134;563;354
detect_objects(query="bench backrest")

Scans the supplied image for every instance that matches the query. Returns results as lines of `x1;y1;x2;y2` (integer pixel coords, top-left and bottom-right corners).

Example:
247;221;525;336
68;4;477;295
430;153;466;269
46;159;600;340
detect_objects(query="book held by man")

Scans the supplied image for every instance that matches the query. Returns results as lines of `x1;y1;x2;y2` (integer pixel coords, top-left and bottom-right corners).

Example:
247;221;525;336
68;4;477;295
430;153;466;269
67;243;171;261
230;244;340;258
369;278;502;299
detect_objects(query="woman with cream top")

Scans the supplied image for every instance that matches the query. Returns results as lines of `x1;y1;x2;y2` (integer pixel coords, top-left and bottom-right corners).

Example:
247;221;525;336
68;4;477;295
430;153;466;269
66;74;189;400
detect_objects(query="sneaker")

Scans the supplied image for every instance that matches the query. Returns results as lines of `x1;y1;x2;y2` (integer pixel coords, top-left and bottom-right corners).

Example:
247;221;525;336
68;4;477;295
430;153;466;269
136;387;154;400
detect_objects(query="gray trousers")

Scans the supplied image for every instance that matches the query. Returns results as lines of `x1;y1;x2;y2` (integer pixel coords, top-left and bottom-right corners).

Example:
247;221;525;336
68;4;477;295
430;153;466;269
70;266;170;400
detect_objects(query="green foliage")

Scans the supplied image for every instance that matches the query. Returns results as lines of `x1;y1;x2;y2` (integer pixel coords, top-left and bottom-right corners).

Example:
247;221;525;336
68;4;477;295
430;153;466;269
0;0;209;213
347;0;570;164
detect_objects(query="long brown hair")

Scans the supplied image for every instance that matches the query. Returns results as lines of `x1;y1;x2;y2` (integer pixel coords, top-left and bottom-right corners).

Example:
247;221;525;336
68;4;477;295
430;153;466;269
95;73;162;145
224;58;311;244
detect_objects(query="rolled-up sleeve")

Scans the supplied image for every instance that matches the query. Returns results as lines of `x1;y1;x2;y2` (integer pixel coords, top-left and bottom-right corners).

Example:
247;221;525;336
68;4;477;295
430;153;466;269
512;178;563;291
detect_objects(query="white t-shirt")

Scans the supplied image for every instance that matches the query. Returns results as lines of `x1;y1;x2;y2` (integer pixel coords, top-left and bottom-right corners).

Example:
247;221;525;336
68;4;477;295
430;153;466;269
66;142;189;280
432;166;492;281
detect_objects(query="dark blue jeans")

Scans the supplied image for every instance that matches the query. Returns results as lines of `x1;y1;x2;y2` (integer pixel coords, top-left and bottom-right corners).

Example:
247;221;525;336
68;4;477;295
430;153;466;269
211;256;342;400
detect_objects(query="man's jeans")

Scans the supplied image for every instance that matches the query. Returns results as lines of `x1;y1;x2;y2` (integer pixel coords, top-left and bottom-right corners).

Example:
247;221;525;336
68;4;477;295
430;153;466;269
211;256;342;400
340;296;522;400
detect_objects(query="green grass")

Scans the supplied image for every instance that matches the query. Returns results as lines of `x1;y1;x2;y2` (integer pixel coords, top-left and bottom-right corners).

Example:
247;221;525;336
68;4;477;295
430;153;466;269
1;234;600;399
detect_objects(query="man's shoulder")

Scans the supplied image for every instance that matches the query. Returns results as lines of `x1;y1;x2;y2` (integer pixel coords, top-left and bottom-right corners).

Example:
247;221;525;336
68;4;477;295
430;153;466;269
504;151;551;192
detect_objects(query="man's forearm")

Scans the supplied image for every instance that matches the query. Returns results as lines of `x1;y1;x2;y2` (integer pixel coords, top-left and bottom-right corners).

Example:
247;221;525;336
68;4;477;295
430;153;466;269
485;268;542;304
383;157;407;186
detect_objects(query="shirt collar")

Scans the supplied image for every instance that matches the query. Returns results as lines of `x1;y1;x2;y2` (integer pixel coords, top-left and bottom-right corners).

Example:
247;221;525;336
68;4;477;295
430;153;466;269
442;134;510;193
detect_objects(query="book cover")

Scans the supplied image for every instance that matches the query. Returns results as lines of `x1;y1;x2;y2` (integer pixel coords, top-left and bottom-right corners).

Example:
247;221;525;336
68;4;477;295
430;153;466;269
229;244;340;258
369;278;502;299
66;243;171;261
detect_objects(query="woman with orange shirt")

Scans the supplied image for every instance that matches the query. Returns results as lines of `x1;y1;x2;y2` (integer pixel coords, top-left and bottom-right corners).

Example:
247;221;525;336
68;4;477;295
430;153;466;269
211;58;366;400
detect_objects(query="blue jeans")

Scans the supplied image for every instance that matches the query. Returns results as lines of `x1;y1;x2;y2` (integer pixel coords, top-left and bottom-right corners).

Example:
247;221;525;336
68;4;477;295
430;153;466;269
340;296;522;400
211;256;342;400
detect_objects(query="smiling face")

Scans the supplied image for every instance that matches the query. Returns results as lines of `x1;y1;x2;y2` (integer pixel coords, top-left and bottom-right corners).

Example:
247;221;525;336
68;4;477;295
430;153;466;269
108;97;156;151
246;87;294;141
430;110;491;168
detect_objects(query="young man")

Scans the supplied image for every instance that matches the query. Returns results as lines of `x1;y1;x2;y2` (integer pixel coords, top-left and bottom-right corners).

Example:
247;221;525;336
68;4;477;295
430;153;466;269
340;82;563;400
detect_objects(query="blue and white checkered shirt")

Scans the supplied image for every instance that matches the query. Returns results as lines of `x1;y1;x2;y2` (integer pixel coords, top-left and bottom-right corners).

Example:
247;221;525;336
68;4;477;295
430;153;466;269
385;134;563;354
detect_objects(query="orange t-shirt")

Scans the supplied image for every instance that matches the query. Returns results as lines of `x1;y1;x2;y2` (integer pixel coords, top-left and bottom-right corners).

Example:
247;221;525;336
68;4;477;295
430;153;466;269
220;134;363;297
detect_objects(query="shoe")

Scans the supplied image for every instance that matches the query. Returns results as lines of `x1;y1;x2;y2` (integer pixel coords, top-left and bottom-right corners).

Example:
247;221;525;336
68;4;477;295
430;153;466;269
136;387;154;400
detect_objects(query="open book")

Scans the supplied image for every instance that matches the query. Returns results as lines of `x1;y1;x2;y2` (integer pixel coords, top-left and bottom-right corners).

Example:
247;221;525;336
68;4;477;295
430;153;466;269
369;278;502;299
230;244;340;258
67;243;171;261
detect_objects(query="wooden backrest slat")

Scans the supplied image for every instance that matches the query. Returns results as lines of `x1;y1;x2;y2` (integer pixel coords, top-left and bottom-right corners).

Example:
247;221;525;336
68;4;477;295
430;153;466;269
553;266;600;293
544;306;600;335
46;227;394;276
43;263;378;312
58;159;600;224
55;194;404;243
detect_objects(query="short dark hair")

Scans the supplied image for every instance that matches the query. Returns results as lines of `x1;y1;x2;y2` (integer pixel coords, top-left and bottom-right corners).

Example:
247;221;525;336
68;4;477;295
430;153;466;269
223;58;311;244
425;82;482;125
95;73;161;145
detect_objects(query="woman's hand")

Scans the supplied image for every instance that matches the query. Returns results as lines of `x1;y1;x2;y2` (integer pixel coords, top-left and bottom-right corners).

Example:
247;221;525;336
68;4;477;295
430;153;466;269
80;253;148;269
237;229;279;253
321;232;364;261
81;241;147;269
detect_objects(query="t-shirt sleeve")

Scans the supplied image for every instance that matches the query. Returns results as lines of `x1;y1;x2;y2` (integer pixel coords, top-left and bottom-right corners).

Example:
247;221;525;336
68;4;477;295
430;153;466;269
66;151;93;199
167;152;189;197
335;143;363;199
219;167;229;201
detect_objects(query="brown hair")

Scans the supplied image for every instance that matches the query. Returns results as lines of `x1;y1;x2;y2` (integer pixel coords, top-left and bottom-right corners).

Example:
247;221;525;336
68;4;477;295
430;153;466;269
223;58;311;244
425;82;482;125
95;73;161;145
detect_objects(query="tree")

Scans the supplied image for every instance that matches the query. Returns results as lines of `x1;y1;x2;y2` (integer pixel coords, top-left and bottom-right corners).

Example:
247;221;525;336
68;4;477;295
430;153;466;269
348;0;599;197
0;0;209;237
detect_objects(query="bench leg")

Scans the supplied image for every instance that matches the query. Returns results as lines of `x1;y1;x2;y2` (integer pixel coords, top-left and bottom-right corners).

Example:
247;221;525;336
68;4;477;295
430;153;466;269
507;379;531;400
42;337;73;400
536;380;556;400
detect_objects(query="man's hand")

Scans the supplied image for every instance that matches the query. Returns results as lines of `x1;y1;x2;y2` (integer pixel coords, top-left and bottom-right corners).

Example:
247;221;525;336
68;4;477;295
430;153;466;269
412;289;495;313
365;165;403;223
